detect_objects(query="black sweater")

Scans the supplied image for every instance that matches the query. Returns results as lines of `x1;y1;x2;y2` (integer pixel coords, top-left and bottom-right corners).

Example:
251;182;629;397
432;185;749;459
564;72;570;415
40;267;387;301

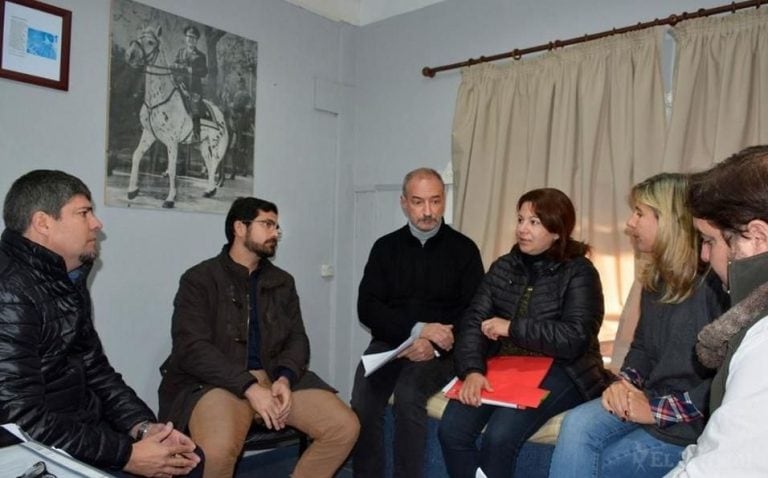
357;223;484;347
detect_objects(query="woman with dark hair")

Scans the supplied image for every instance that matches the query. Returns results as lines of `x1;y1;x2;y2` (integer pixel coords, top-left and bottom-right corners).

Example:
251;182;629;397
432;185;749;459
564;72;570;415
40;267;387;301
438;188;608;478
548;173;728;478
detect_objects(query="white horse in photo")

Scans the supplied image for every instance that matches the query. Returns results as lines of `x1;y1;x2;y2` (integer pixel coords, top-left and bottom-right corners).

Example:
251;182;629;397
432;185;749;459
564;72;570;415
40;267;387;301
124;25;228;208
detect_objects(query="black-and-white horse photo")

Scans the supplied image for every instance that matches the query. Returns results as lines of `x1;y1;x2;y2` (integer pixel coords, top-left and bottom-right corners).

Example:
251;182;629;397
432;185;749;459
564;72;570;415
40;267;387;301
106;0;257;213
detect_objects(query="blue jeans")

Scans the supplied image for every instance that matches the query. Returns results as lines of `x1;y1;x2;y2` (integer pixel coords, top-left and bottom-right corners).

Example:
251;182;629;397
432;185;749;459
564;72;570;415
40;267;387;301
548;398;684;478
438;363;583;478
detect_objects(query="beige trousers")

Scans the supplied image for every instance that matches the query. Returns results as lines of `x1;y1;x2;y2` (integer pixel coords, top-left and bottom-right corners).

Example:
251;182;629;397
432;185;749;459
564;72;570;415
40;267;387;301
188;371;359;478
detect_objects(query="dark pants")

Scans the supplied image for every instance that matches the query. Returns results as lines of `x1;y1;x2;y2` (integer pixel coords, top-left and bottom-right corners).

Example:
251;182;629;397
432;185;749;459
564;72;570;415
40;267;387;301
438;364;583;478
351;340;454;478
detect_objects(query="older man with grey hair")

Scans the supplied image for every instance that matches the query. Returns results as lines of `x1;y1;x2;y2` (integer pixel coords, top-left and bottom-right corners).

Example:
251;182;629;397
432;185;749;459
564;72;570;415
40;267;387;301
351;167;484;478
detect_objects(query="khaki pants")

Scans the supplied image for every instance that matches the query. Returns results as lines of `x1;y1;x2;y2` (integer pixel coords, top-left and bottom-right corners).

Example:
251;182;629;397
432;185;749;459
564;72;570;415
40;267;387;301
188;371;359;478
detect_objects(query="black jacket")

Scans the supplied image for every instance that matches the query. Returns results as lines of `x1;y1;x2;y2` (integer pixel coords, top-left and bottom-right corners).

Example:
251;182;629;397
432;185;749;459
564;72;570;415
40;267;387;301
357;223;484;347
454;246;608;400
0;229;154;469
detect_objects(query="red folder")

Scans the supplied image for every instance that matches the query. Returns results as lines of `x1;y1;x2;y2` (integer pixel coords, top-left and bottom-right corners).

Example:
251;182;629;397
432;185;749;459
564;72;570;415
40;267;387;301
443;356;553;409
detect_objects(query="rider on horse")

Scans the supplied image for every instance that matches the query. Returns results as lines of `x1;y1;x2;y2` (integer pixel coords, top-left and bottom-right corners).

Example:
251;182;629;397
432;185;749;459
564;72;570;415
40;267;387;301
172;25;208;142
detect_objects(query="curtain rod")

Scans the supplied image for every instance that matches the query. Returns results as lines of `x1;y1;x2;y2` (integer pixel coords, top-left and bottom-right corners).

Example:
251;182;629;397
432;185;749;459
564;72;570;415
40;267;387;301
422;0;767;78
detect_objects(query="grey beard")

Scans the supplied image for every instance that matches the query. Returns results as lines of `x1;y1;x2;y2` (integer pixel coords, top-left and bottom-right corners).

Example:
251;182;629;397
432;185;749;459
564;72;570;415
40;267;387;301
79;251;99;265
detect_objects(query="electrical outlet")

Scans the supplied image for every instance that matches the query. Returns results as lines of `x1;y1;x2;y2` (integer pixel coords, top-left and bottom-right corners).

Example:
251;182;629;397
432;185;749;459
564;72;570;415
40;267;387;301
320;264;335;278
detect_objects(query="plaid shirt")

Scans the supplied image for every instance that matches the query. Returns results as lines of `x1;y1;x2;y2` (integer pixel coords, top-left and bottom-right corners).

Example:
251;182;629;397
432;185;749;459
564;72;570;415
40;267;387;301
620;367;703;428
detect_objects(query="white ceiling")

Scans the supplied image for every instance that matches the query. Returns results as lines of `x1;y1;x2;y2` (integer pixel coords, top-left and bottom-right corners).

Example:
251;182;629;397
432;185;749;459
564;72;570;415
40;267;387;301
281;0;447;26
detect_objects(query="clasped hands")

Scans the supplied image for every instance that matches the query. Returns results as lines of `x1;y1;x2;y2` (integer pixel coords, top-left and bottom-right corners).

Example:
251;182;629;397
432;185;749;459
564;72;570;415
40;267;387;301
245;376;292;431
601;378;654;424
398;323;454;362
125;422;200;478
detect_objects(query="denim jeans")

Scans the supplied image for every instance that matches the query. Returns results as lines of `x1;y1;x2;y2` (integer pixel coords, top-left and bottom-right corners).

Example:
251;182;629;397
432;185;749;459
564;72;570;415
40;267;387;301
438;363;583;478
548;398;684;478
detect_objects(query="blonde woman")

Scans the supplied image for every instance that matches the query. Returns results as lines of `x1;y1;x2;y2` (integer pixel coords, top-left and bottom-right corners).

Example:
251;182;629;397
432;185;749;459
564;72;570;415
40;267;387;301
548;173;729;478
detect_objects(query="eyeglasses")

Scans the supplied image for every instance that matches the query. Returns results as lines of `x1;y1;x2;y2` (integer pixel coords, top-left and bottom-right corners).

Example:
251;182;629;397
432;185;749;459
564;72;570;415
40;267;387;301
17;461;56;478
241;219;281;232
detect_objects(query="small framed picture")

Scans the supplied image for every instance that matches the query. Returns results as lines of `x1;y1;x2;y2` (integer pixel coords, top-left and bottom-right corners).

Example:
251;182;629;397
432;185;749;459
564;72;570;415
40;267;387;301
0;0;71;90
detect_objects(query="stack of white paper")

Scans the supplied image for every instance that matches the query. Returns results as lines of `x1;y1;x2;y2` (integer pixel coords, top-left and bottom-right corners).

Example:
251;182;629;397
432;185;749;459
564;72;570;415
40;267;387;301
361;334;417;377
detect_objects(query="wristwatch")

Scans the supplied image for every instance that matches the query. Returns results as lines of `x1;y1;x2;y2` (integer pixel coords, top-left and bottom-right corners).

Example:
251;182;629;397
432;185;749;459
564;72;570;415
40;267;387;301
135;421;152;441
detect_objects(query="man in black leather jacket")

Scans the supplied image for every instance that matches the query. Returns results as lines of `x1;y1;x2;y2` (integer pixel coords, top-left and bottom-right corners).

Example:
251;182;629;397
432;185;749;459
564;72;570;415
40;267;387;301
0;170;201;476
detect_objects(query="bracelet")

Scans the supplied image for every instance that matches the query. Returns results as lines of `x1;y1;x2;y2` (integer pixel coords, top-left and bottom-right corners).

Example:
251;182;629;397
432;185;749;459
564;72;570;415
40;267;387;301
136;421;152;441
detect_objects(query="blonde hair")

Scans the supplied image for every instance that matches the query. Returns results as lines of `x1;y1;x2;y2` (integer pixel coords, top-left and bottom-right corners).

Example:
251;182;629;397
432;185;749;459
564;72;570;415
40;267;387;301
631;173;699;304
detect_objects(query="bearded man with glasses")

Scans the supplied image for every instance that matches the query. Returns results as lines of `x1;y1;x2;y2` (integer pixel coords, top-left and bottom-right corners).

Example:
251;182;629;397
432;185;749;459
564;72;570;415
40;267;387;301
158;197;359;478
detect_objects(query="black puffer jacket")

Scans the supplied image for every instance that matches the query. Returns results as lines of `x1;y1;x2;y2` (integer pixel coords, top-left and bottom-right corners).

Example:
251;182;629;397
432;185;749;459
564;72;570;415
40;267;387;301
454;246;609;400
0;229;154;469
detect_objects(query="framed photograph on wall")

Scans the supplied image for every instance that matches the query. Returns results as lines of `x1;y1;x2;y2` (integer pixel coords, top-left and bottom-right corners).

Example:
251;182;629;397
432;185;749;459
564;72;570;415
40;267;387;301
0;0;71;90
106;0;257;213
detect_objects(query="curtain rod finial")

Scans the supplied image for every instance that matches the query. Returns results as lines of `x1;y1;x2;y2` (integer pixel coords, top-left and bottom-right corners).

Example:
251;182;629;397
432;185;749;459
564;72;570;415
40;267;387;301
422;66;435;78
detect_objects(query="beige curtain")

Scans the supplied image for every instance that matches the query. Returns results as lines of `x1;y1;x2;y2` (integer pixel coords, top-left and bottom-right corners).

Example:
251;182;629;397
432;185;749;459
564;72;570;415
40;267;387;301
664;8;768;172
607;9;768;368
452;27;667;324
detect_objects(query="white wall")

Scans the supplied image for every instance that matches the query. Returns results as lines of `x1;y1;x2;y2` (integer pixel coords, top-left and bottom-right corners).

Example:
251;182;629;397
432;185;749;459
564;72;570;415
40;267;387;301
1;0;730;412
